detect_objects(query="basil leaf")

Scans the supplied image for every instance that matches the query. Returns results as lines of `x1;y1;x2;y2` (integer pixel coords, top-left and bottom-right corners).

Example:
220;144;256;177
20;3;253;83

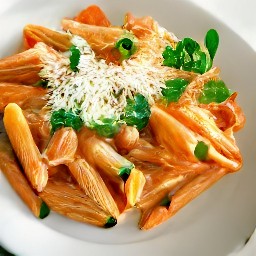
50;109;83;133
183;38;200;58
162;78;189;103
121;94;151;130
205;29;219;60
90;117;121;138
198;80;231;104
163;29;219;74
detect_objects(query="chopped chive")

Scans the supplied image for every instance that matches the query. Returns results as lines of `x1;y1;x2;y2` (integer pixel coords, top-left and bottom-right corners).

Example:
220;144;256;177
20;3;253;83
160;195;171;207
119;167;131;182
39;201;50;219
119;166;133;182
33;79;48;88
69;45;81;72
194;141;209;161
115;37;136;60
104;217;117;228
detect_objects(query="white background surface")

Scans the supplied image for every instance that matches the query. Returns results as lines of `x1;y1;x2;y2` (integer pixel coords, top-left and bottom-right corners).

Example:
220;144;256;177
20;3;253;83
0;0;255;255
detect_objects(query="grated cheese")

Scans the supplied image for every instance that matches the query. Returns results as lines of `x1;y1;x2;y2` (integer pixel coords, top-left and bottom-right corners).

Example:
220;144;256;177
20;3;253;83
39;35;170;126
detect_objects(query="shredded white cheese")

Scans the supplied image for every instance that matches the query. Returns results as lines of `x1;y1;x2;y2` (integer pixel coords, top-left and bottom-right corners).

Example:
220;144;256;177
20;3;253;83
39;35;168;126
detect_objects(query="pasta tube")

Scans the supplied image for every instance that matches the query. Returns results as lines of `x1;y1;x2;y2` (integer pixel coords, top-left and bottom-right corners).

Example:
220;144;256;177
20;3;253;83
39;170;117;228
81;136;134;182
68;158;120;218
0;133;49;218
0;48;43;84
43;127;78;166
139;168;227;230
23;24;72;51
0;82;47;113
3;103;48;192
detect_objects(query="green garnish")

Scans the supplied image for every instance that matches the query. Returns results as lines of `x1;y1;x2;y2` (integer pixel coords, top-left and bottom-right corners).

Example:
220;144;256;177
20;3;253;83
0;246;15;256
160;195;171;207
162;29;219;74
119;167;132;182
205;29;219;60
69;45;81;72
90;117;121;138
194;141;209;161
115;37;136;59
50;109;83;133
198;80;231;104
33;79;48;88
121;94;151;130
104;217;117;228
162;78;189;103
39;201;50;219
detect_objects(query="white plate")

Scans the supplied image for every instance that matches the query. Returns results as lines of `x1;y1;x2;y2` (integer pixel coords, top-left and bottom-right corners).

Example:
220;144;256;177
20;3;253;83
0;0;256;255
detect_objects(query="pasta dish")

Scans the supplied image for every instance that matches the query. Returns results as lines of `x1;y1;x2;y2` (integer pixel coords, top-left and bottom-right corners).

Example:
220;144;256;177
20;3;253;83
0;5;245;230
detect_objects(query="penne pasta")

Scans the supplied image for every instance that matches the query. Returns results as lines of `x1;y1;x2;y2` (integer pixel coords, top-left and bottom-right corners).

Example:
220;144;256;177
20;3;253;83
0;82;47;113
80;136;134;181
0;133;49;218
61;19;123;63
39;169;117;228
139;167;227;230
0;48;43;84
74;5;111;27
68;158;120;219
3;103;48;192
43;127;78;166
23;24;72;51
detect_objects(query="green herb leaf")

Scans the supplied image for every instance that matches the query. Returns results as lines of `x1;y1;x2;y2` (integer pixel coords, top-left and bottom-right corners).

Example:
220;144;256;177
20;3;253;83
194;141;209;161
0;246;15;256
162;78;189;103
163;29;219;74
160;195;171;207
119;166;132;182
33;79;48;88
39;201;50;219
205;29;219;60
69;45;81;72
198;80;231;104
90;117;121;138
50;109;83;133
121;94;151;130
104;217;117;228
115;37;136;60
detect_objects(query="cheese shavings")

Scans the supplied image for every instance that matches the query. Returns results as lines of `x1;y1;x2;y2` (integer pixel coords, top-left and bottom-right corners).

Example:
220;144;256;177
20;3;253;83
39;35;167;126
